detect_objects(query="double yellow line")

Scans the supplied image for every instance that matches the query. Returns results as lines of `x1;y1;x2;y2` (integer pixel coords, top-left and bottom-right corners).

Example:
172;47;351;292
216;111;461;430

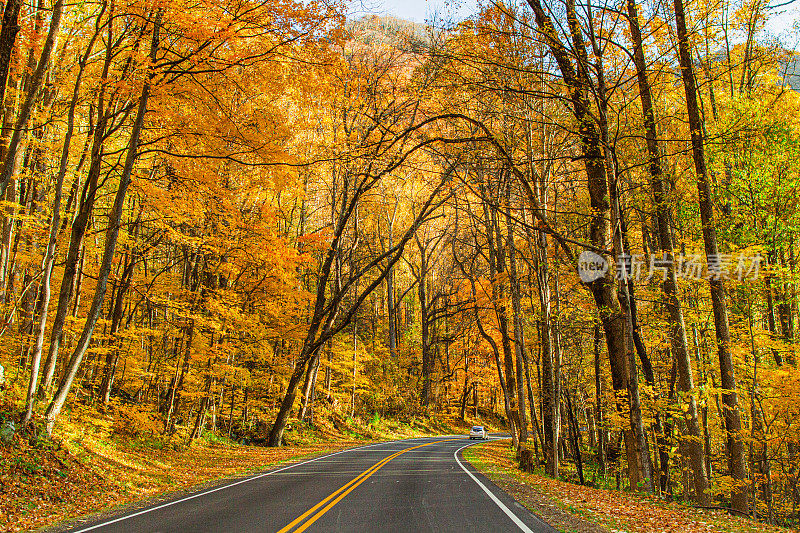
278;439;449;533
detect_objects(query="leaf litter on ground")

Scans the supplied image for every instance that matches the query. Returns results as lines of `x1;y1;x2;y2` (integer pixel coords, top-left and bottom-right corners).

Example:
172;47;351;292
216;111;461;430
465;440;794;533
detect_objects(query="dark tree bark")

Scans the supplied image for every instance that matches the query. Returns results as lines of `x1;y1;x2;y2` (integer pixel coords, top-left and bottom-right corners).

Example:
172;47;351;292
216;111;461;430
99;251;136;404
299;354;320;421
0;0;22;110
418;236;431;406
477;175;519;449
507;189;528;442
525;0;650;490
386;201;398;359
673;0;748;512
593;323;606;475
0;0;63;199
624;0;710;504
566;389;585;485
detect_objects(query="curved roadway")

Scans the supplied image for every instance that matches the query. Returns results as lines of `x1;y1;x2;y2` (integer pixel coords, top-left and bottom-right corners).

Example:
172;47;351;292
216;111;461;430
63;436;555;533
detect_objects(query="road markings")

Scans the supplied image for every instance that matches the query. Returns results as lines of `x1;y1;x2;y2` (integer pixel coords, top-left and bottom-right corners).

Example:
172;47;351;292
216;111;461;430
278;439;451;533
68;440;394;533
454;442;537;533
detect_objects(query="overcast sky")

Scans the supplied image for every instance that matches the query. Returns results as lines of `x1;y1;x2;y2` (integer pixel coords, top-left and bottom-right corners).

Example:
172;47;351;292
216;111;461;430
349;0;799;44
348;0;479;23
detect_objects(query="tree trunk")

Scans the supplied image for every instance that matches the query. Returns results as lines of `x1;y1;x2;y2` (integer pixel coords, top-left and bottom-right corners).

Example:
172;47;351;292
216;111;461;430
673;0;748;512
165;321;193;433
23;26;91;420
99;255;135;404
458;241;518;449
473;381;478;418
524;350;543;464
299;353;320;421
387;201;398;358
419;247;431;407
493;219;520;447
459;379;471;421
765;266;783;366
594;323;606;475
526;0;647;488
324;340;332;402
478;176;519;448
0;0;63;199
227;382;236;437
0;0;23;111
44;13;159;436
350;319;357;419
268;353;308;446
566;389;585;485
625;0;709;502
508;195;528;442
536;233;559;477
39;26;116;398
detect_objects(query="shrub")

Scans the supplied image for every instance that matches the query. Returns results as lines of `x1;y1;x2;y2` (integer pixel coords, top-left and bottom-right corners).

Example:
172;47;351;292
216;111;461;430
112;405;162;438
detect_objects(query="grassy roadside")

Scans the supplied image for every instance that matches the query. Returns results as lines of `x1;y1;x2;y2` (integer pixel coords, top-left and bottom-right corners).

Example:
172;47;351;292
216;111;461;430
2;430;361;533
464;440;793;533
1;405;462;532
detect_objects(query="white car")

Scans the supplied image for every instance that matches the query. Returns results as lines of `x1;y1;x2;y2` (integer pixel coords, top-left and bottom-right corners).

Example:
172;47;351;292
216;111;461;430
469;425;489;440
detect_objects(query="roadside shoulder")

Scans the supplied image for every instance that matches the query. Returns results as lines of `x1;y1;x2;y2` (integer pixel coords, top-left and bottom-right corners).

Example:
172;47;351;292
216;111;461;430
463;440;608;533
464;440;794;533
28;441;366;533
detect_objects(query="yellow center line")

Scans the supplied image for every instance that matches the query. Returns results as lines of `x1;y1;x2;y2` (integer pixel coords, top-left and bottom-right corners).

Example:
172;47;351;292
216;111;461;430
277;451;402;533
278;439;451;533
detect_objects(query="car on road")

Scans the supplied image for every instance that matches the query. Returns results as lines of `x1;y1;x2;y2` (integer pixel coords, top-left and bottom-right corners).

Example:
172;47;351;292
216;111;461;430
469;425;489;440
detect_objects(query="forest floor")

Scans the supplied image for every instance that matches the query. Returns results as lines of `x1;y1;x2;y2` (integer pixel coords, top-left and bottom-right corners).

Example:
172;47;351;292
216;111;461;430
464;439;794;533
0;401;461;532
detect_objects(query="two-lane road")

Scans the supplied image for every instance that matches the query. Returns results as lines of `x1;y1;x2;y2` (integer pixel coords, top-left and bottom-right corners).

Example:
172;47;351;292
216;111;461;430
64;436;555;532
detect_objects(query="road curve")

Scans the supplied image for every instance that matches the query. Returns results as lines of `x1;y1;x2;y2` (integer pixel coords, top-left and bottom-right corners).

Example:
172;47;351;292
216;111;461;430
61;436;555;533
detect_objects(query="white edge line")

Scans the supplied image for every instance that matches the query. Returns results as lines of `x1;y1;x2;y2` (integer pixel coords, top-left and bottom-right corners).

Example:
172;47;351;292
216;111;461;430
70;439;394;533
454;442;536;533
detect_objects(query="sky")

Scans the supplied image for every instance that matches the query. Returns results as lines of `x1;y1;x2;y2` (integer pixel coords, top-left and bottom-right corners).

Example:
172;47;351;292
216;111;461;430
350;0;799;44
767;2;800;37
348;0;479;23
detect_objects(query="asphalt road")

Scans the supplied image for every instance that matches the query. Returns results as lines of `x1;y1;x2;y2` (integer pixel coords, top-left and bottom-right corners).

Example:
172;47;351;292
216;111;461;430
63;436;555;533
